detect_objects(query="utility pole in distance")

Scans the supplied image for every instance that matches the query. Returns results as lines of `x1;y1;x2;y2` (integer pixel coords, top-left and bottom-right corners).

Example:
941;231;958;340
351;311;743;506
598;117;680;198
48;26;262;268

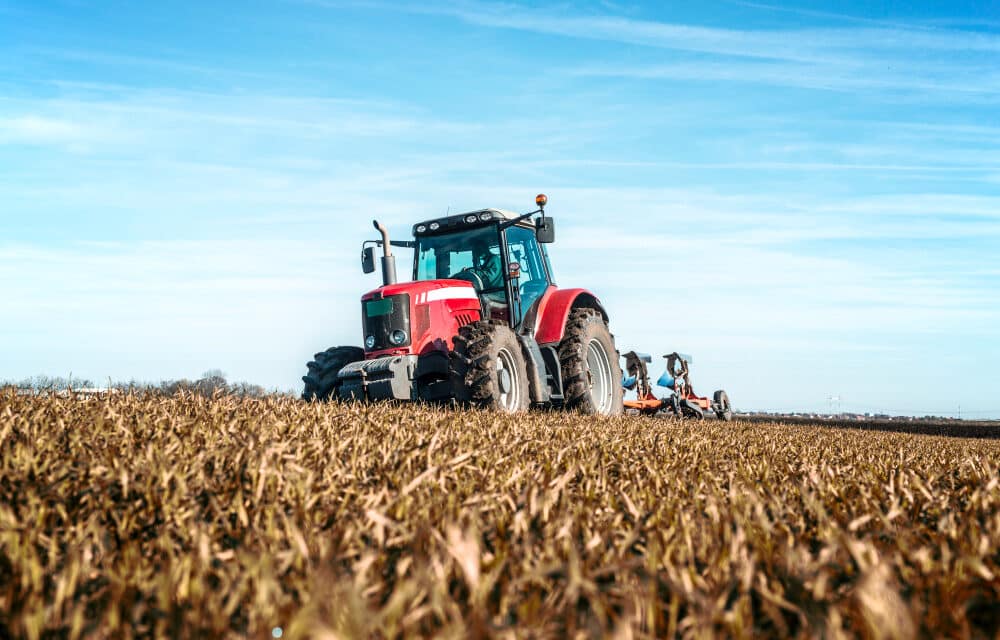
827;395;842;415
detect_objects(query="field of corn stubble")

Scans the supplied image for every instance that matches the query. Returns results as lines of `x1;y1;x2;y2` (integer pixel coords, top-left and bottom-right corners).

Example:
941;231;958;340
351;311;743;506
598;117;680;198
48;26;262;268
2;390;999;639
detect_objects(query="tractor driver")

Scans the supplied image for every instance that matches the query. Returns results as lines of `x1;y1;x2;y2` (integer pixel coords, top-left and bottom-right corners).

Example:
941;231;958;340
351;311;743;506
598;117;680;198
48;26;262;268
467;238;503;293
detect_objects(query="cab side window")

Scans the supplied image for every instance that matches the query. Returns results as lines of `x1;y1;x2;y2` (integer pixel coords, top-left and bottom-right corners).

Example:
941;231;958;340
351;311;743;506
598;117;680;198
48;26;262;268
505;226;550;315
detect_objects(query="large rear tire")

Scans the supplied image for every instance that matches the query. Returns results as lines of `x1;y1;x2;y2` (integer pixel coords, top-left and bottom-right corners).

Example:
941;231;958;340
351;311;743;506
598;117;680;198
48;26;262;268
713;390;733;421
450;321;530;413
302;346;364;401
558;309;624;415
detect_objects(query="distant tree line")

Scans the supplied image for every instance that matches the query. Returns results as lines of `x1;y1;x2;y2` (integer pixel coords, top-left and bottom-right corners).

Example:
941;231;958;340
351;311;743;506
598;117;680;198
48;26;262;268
6;374;96;391
3;370;269;398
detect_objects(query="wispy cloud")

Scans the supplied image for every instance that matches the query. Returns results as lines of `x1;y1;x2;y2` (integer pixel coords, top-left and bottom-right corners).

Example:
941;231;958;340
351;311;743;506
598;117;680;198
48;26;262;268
308;1;1000;101
719;0;939;30
24;47;273;80
0;115;90;145
518;158;1000;174
316;0;1000;56
571;58;1000;97
0;91;468;151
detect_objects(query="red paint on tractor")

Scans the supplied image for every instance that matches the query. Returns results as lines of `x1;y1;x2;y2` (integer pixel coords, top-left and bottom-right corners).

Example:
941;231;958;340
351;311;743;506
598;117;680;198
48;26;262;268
362;279;482;358
533;287;608;346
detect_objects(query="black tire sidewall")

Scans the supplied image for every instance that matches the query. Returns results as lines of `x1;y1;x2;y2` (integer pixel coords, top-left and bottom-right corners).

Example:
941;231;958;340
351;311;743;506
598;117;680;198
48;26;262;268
451;322;530;412
559;310;624;415
302;346;364;401
487;327;530;412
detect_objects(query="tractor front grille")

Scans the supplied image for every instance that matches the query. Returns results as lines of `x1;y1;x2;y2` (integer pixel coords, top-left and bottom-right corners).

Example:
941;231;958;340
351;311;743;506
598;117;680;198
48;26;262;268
362;293;411;351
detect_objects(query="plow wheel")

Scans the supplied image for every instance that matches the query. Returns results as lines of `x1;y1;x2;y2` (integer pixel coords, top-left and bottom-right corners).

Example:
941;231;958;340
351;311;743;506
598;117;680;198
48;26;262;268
680;398;705;420
714;390;733;421
450;321;529;413
558;309;624;415
302;346;364;401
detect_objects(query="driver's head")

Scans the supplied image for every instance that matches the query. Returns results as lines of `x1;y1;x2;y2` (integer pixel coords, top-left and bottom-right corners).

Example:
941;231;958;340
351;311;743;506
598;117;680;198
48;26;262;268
471;238;494;266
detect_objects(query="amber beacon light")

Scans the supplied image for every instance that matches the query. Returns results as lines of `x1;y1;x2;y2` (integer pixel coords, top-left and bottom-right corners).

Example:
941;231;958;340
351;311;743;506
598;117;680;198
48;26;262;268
535;193;547;209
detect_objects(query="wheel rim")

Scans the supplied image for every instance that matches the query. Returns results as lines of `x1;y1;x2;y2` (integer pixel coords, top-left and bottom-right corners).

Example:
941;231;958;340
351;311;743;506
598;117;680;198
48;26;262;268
585;338;613;414
496;347;521;412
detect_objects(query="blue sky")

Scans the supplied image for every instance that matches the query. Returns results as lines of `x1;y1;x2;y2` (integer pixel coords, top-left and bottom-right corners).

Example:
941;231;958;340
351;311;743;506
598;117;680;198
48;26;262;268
2;0;999;416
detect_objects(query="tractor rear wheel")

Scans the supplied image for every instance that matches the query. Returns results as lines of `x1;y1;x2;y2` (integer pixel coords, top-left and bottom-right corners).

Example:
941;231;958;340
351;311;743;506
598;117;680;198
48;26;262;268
713;390;733;421
450;321;530;413
302;346;364;401
558;309;624;415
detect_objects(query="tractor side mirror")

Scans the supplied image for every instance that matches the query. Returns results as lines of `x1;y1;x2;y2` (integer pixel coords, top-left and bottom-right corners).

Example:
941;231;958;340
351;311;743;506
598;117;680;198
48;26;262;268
536;217;555;243
361;246;376;274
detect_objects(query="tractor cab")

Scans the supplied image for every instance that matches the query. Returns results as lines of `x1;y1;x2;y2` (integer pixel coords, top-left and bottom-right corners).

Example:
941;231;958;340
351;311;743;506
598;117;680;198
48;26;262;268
410;208;554;330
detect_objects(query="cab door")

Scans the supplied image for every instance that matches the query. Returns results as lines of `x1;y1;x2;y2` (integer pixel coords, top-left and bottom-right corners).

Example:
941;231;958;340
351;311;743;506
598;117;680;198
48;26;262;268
503;225;552;328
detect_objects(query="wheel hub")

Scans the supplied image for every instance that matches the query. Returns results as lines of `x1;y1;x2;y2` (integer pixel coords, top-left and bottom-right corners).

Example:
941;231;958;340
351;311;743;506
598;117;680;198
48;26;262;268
585;338;613;414
498;367;512;394
496;346;520;411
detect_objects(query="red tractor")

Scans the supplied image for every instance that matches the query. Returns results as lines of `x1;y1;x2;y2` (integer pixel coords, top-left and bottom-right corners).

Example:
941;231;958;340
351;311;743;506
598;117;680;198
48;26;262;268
302;195;624;415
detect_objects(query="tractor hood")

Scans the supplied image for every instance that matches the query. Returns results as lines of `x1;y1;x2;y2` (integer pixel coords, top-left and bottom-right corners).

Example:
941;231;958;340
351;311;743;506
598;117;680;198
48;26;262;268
361;279;478;303
360;279;482;358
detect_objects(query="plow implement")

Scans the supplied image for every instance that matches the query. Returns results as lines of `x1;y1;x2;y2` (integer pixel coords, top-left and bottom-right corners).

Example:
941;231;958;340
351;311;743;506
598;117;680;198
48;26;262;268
622;351;732;421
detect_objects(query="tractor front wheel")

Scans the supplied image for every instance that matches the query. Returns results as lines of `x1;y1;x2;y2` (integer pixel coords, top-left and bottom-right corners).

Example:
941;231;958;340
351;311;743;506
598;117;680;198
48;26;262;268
302;346;364;401
450;321;530;413
558;309;624;415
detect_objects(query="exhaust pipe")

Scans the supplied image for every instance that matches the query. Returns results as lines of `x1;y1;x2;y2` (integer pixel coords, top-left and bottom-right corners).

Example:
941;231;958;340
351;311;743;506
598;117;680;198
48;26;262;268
372;220;397;286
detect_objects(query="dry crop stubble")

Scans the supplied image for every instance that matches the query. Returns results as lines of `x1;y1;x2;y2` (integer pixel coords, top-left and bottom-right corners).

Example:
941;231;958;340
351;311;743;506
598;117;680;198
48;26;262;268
0;389;998;638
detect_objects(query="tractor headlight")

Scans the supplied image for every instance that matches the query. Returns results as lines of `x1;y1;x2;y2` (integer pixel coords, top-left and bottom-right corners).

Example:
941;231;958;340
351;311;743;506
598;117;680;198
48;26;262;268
389;329;407;346
465;214;478;223
365;335;376;349
479;212;493;221
416;224;427;233
429;222;440;231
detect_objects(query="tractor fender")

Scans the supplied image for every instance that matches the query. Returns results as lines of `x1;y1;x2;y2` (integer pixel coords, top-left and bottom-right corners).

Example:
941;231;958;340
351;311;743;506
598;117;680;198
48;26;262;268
533;288;610;346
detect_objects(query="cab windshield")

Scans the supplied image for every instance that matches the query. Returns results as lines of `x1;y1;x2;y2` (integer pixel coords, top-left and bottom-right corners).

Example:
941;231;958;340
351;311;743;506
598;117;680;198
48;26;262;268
414;226;501;282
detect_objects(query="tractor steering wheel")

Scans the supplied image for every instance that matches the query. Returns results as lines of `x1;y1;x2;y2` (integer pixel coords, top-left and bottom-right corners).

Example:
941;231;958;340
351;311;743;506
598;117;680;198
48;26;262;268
452;268;485;291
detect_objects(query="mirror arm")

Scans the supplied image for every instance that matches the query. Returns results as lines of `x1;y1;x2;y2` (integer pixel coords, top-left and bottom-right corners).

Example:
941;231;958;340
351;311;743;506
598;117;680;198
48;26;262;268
366;239;416;249
385;240;416;249
498;208;542;231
